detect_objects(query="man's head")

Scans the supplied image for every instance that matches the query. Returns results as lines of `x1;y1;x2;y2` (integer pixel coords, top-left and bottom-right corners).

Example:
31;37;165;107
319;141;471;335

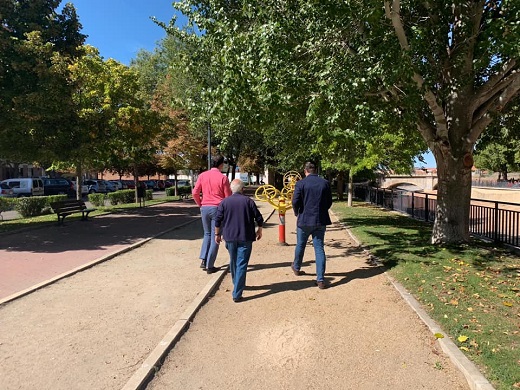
230;178;244;194
211;155;225;168
304;161;317;175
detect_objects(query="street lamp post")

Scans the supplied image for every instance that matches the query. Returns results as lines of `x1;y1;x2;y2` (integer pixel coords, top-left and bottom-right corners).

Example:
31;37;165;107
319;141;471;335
207;122;212;170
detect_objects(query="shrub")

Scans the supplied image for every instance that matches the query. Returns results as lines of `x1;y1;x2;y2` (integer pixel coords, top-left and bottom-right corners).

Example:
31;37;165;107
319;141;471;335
14;196;48;218
166;185;191;198
46;195;68;205
107;190;135;205
0;197;16;213
88;193;106;207
145;189;153;200
44;195;68;214
178;185;191;197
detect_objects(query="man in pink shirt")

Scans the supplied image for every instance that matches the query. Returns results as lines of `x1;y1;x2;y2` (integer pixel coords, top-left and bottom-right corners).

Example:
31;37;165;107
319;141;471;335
192;155;232;273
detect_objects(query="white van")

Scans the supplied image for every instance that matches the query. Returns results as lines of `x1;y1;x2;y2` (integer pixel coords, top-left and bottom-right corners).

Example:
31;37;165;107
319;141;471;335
1;178;44;197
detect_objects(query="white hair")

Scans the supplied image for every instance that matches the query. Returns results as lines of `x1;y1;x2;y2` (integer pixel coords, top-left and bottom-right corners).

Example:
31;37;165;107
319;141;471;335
230;179;244;193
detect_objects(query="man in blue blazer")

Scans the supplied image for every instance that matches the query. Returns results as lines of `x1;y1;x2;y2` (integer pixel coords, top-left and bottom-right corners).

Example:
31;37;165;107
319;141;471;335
291;161;333;289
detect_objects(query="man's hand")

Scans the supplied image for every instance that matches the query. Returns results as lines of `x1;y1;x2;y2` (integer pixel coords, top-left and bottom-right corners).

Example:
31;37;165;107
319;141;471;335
256;228;263;241
215;234;222;245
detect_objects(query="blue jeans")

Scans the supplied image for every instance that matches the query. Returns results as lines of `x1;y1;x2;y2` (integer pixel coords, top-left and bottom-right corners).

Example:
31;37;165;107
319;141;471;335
199;206;219;268
293;225;327;281
225;241;253;299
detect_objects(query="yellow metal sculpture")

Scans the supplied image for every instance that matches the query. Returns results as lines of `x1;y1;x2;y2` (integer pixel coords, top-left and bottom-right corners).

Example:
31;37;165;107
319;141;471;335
255;171;302;244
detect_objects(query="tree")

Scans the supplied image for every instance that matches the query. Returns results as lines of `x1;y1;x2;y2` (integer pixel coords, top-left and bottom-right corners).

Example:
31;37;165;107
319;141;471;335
474;100;520;180
171;0;520;244
0;0;85;163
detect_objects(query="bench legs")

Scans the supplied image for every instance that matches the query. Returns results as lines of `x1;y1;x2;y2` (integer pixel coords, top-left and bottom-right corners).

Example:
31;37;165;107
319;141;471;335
81;210;93;221
57;211;93;225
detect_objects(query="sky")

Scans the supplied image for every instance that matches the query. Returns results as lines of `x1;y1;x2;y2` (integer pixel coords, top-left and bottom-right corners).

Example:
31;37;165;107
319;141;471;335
68;0;185;65
66;0;437;168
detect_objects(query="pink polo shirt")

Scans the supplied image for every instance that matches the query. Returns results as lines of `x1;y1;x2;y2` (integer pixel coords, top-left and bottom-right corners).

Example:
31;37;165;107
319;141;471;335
192;168;232;207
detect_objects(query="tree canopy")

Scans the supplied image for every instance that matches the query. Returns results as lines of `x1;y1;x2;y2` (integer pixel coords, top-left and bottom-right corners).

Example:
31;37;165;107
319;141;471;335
169;0;520;244
0;0;85;163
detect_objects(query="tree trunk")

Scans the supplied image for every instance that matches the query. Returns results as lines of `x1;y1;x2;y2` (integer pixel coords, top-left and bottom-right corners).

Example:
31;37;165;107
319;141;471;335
336;171;345;201
347;171;353;207
431;152;472;244
75;163;82;201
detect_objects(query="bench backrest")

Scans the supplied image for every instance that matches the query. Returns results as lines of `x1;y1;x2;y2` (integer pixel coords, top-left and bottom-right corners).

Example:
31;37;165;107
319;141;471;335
50;200;87;213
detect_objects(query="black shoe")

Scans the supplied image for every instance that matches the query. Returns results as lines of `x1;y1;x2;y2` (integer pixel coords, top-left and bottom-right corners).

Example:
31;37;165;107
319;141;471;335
315;280;328;289
200;260;206;269
206;267;219;274
233;297;243;303
291;264;305;276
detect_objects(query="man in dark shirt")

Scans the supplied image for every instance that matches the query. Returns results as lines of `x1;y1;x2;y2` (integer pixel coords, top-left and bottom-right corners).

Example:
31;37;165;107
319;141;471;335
291;161;333;289
215;179;264;302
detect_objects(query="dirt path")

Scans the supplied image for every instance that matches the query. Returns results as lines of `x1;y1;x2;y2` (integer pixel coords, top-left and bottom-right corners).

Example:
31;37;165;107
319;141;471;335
0;202;470;390
147;216;468;390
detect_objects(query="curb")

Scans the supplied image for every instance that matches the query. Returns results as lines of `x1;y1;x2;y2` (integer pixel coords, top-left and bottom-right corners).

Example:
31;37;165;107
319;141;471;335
389;278;495;390
121;268;229;390
332;211;495;390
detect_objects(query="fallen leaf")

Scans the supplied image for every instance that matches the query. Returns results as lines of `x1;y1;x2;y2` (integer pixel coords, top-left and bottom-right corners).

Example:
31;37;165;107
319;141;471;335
460;346;469;351
450;299;459;306
457;335;469;343
503;301;513;307
434;333;444;339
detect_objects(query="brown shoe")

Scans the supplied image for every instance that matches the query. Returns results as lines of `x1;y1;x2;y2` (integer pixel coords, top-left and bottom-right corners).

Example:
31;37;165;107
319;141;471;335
315;281;328;289
291;264;305;276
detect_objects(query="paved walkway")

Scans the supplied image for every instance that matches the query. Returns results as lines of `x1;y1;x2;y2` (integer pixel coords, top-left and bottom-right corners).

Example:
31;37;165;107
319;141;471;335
0;199;493;390
0;201;199;301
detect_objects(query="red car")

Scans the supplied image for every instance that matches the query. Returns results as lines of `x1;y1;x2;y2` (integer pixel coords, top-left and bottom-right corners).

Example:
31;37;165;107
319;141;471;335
122;180;135;189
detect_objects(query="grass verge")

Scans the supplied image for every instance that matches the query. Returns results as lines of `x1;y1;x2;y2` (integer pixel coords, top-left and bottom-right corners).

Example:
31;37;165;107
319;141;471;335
0;197;183;234
332;201;519;390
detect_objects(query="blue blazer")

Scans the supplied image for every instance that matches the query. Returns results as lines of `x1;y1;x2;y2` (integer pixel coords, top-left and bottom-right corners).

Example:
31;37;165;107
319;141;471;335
292;174;332;227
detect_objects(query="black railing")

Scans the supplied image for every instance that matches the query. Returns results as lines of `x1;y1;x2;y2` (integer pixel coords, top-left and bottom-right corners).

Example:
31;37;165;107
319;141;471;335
354;185;520;248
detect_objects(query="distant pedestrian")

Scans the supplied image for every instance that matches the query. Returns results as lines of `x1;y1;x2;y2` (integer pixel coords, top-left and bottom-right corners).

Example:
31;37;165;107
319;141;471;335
215;179;264;302
192;155;232;273
291;161;333;289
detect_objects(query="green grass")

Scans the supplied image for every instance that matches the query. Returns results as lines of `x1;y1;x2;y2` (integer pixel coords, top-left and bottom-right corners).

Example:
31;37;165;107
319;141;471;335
332;201;520;390
0;197;183;234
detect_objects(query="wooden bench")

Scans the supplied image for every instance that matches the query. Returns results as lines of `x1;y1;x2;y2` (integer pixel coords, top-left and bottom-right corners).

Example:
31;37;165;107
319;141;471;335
50;199;96;225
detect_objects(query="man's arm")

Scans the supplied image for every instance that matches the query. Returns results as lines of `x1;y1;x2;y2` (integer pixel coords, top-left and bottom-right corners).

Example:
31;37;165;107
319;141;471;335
223;176;232;197
215;204;224;244
192;177;203;207
292;183;302;216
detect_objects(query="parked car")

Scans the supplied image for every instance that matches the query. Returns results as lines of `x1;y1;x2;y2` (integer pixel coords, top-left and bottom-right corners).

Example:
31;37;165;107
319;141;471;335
84;179;107;194
0;182;15;198
175;180;191;187
142;180;157;190
42;178;75;197
122;180;135;189
156;180;167;190
103;180;117;192
1;178;44;197
69;179;89;196
108;180;128;191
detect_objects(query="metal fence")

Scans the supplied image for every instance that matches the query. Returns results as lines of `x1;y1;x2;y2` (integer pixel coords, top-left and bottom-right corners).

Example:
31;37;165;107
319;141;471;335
354;185;520;248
